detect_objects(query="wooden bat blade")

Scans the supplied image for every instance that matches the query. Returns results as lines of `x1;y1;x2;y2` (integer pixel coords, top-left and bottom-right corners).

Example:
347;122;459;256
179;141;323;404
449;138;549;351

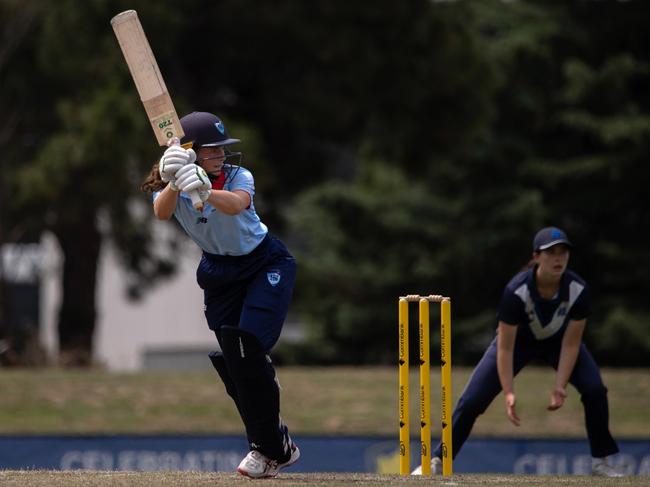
111;10;184;146
111;10;203;212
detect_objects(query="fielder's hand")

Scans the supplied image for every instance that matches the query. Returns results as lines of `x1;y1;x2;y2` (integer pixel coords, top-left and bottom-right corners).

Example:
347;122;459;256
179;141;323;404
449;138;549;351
504;391;521;426
175;164;211;202
547;386;567;411
159;145;197;185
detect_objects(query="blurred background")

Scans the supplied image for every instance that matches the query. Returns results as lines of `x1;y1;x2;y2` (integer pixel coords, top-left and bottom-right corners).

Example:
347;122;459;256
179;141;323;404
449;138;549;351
1;0;649;371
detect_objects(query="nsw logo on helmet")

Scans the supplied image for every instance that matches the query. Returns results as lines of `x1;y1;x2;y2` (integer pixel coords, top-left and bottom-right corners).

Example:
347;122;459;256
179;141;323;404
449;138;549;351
215;121;226;135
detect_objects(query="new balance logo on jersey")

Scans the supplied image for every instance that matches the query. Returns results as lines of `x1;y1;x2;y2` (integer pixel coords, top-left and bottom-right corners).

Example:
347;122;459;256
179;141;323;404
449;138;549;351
196;216;208;224
267;271;281;287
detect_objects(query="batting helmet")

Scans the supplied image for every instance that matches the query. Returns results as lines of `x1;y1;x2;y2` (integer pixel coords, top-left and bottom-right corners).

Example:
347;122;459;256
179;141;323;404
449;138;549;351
180;112;241;148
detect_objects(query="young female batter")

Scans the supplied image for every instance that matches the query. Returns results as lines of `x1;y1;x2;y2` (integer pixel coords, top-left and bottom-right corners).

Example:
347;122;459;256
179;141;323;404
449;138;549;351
141;111;299;479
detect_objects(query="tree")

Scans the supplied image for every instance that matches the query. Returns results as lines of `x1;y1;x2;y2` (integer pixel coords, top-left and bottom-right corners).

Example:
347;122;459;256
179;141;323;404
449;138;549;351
1;0;50;364
5;0;189;365
3;0;648;367
285;0;650;365
526;0;650;365
285;0;501;364
5;0;499;365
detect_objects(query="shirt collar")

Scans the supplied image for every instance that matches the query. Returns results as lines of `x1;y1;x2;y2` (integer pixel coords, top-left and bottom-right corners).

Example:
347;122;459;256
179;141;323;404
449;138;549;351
527;265;569;301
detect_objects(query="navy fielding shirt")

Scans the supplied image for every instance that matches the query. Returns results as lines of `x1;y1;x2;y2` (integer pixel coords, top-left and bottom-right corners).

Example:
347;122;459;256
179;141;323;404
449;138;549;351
496;267;591;343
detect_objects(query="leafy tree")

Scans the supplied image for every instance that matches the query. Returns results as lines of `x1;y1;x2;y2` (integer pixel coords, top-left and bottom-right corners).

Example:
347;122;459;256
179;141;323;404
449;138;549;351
288;164;455;363
285;1;501;364
286;0;650;365
2;0;648;367
524;0;650;364
179;0;493;229
1;0;52;364
4;0;190;365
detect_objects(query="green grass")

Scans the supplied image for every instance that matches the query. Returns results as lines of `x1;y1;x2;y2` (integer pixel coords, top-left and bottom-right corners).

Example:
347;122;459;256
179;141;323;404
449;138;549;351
0;366;647;438
0;471;646;487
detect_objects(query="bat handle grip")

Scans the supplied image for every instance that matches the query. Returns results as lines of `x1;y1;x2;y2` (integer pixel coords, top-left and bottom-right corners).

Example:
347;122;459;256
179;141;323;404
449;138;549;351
167;138;203;212
189;191;204;211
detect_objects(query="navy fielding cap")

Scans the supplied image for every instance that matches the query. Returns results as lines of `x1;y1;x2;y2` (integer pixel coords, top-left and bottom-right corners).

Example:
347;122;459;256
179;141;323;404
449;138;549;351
533;227;572;251
180;112;241;148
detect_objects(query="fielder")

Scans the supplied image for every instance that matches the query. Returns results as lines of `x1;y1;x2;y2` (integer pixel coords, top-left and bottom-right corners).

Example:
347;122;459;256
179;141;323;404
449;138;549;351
141;111;299;478
412;227;624;477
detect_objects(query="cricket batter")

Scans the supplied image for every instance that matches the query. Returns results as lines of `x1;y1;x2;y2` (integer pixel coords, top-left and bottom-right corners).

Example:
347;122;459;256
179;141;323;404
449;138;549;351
413;227;624;477
141;111;299;478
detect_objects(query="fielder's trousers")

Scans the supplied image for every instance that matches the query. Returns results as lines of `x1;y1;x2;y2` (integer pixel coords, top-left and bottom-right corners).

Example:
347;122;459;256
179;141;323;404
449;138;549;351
433;334;619;460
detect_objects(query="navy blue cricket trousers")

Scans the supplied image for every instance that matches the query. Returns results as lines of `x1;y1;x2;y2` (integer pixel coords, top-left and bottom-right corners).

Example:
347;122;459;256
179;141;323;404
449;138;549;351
434;333;619;459
197;234;297;461
197;234;297;351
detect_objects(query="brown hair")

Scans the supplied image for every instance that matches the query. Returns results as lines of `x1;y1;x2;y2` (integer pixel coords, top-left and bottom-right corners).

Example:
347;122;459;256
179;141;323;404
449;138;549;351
140;163;167;194
519;254;539;272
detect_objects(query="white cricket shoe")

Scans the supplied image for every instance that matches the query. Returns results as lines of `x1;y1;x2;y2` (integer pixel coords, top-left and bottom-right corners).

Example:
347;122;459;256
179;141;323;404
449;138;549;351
237;443;300;479
592;457;625;477
411;456;442;475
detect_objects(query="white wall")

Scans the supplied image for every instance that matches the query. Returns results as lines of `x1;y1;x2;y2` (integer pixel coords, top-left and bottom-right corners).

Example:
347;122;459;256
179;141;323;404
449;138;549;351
41;225;216;371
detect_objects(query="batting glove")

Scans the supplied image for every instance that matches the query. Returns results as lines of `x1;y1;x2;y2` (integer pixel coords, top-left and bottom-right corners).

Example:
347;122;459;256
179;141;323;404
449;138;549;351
175;164;211;201
159;145;197;184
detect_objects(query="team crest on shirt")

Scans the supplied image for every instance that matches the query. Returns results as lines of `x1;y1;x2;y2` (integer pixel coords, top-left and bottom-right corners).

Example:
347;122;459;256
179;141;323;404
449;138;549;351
267;270;281;287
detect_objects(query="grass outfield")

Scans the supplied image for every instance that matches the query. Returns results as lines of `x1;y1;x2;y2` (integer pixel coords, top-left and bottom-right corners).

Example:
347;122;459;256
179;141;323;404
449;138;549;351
0;471;647;486
0;366;647;438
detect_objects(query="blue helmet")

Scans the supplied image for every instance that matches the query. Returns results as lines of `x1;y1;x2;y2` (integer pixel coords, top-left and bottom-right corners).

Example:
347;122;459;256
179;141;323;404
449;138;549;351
180;112;240;149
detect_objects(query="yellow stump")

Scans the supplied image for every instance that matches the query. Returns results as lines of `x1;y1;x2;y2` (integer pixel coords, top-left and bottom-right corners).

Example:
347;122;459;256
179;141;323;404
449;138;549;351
440;298;453;476
419;298;431;476
398;298;410;475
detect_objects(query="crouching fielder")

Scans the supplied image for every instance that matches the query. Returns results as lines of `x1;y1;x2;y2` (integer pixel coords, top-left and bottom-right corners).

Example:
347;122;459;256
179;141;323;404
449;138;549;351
413;227;623;477
141;111;299;479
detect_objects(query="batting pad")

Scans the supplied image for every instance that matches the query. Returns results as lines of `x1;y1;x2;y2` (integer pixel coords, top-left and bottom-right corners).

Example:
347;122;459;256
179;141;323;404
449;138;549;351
220;326;290;462
208;351;246;422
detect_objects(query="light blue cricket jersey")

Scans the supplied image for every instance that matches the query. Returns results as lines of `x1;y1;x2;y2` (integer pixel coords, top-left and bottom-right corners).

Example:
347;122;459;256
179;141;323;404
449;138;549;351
153;165;268;256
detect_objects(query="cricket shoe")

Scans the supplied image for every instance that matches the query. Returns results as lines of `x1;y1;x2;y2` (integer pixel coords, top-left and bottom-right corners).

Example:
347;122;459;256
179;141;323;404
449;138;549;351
592;457;625;477
411;456;442;475
237;443;300;479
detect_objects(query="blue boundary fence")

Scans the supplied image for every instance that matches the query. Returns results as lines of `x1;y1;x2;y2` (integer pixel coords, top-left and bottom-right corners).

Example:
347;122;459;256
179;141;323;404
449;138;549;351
0;435;648;475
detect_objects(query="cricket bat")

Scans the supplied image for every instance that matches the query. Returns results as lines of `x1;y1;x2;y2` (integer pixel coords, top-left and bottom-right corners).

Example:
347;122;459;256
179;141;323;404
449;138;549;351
110;10;203;210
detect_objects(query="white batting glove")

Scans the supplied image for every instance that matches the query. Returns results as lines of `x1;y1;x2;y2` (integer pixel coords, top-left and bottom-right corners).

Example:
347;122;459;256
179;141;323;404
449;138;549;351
159;145;197;184
175;164;211;201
